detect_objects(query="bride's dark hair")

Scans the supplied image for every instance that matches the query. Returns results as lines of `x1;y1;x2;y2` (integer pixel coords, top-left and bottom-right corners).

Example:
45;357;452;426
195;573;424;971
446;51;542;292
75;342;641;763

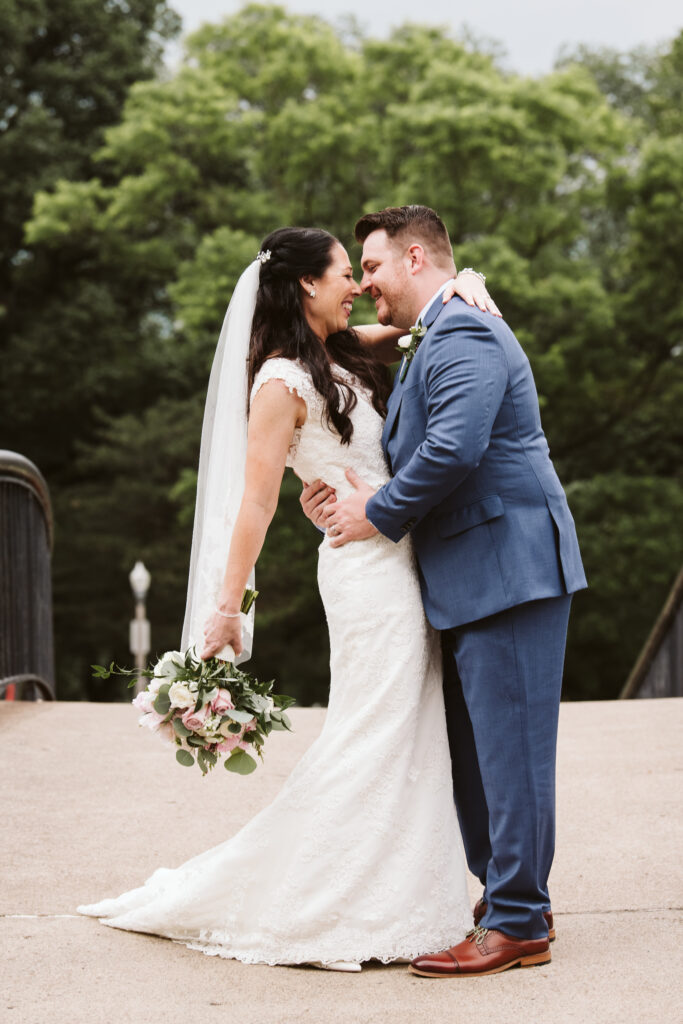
249;226;391;444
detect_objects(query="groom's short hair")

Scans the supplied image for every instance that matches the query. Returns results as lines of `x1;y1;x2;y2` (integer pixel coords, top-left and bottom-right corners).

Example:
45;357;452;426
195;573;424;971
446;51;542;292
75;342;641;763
354;205;454;269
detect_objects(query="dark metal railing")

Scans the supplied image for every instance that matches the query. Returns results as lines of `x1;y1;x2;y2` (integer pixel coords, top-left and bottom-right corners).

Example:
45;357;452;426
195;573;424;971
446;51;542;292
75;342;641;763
620;565;683;699
0;451;56;700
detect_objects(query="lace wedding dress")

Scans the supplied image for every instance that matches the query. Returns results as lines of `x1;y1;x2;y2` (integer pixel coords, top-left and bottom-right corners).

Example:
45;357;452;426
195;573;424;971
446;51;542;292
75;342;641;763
78;358;471;966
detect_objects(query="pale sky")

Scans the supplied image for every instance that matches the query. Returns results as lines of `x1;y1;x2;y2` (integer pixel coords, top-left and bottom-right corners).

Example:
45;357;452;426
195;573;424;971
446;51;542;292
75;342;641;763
167;0;682;75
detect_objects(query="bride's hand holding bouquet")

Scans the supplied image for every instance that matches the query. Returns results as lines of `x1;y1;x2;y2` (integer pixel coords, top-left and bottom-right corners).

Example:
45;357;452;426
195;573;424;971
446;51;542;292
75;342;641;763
201;585;258;661
93;588;295;777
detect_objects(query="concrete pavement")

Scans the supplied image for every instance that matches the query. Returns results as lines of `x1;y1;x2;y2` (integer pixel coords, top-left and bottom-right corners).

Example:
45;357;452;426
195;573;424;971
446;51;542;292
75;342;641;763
1;698;682;1024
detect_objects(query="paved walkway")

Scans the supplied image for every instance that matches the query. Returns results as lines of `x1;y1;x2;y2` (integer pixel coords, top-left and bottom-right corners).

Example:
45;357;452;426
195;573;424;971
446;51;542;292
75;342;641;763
1;698;682;1024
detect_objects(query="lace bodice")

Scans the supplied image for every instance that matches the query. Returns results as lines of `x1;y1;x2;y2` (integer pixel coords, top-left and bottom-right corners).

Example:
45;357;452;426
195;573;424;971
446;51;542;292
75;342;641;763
250;358;391;496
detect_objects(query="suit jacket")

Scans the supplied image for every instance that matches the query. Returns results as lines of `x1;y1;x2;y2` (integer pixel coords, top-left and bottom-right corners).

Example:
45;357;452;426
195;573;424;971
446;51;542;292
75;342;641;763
366;295;587;629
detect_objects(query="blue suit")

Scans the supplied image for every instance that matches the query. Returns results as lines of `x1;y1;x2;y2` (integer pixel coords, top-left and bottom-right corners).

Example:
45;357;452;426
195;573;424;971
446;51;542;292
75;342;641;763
367;295;587;939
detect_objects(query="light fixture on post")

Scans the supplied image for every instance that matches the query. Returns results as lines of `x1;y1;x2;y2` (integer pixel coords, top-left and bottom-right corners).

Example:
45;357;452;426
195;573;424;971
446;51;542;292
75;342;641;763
129;561;151;694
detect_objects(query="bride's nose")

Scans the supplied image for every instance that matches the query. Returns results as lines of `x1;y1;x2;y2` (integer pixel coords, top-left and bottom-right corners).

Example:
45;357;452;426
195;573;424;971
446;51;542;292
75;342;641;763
351;279;362;296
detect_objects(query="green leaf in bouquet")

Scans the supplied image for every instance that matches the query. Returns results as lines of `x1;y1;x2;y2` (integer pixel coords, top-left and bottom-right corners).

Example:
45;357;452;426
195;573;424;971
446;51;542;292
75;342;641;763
225;748;257;775
227;722;242;734
273;694;296;711
203;749;217;769
187;735;205;747
153;691;171;715
176;749;195;768
281;712;293;731
173;718;192;738
226;708;254;724
197;748;215;775
269;719;286;731
91;663;115;679
158;682;172;695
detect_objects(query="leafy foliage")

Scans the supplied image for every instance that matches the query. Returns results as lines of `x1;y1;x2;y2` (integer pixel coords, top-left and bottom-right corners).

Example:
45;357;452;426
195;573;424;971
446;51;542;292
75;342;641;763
5;5;682;701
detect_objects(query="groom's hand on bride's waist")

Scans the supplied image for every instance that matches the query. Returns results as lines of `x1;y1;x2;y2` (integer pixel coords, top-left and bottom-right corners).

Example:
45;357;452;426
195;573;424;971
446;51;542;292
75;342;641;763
326;469;379;548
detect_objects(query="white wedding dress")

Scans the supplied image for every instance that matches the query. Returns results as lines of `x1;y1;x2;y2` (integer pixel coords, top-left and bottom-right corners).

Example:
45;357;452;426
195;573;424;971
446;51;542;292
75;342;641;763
79;358;471;966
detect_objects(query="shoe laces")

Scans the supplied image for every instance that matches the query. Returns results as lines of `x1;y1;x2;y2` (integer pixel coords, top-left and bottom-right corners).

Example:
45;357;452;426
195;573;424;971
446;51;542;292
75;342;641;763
466;925;489;946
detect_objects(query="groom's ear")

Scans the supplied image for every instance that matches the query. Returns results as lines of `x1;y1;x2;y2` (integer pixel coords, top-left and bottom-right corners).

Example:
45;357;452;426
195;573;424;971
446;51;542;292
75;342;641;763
406;244;425;276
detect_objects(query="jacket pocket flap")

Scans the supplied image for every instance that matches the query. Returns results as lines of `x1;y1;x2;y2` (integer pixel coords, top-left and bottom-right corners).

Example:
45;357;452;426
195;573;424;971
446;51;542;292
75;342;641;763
438;495;504;538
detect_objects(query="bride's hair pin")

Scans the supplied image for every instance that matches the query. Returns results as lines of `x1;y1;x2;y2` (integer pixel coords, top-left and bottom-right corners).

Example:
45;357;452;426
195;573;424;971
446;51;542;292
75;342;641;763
256;249;272;264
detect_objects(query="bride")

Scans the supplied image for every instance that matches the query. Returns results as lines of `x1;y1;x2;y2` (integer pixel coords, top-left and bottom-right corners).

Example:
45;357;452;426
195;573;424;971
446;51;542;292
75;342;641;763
78;226;497;970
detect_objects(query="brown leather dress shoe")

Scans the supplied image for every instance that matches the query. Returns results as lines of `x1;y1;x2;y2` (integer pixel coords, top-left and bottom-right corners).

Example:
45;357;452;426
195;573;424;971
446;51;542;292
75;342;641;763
473;897;556;941
409;926;551;978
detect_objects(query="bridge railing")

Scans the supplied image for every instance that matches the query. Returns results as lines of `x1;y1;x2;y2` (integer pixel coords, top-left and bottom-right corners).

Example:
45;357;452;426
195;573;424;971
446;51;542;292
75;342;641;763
0;451;56;701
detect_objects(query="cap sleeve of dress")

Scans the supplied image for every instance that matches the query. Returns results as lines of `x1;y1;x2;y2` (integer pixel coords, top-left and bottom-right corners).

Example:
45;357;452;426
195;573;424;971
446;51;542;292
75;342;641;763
250;358;319;412
250;358;321;467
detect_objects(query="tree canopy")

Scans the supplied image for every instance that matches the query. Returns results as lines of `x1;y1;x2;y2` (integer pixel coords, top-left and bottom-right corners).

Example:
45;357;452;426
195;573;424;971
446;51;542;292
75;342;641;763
6;3;682;702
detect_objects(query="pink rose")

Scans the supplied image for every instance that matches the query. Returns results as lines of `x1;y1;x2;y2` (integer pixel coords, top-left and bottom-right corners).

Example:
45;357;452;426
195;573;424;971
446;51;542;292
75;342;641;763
157;722;175;746
216;735;240;753
211;688;234;714
181;703;210;732
132;690;155;714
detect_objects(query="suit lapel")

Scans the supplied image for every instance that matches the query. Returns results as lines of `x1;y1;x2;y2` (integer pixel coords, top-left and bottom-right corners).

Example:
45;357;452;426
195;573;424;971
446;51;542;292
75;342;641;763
382;292;450;450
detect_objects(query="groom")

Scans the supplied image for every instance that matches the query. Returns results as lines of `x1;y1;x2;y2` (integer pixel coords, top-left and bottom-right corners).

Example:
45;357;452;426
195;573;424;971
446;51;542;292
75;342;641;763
310;205;587;977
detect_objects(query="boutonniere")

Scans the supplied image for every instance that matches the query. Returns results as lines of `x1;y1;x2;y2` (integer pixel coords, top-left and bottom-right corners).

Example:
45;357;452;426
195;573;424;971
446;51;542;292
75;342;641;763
396;320;426;382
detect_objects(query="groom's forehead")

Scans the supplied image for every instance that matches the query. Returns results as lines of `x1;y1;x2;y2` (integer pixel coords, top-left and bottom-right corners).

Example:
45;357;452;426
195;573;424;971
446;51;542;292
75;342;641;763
361;230;394;266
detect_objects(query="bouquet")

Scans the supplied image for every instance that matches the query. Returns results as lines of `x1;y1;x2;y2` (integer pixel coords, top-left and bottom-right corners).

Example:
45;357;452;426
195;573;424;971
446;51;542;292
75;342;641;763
93;592;295;776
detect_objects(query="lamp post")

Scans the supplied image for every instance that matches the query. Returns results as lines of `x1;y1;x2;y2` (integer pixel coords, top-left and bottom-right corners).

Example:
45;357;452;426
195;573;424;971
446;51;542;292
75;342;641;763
129;561;151;695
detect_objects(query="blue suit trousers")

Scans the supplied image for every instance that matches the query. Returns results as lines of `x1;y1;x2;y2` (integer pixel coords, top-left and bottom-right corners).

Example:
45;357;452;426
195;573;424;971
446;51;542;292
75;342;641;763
443;594;572;939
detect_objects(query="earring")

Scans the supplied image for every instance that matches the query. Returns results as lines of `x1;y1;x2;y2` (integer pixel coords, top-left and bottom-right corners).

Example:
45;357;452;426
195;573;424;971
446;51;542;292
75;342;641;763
310;289;316;298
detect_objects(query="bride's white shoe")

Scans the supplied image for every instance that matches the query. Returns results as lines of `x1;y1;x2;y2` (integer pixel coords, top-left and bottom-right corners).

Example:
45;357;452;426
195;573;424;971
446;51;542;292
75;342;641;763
308;960;362;972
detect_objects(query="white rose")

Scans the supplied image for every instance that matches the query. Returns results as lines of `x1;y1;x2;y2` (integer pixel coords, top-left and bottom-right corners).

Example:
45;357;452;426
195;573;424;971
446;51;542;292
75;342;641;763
154;650;185;681
397;336;412;350
168;681;194;709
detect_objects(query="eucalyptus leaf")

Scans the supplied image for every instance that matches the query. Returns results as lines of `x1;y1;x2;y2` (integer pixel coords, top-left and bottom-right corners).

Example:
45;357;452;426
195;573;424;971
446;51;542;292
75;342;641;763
173;718;192;738
176;749;194;768
153;692;171;715
227;722;242;734
226;708;254;724
224;749;257;775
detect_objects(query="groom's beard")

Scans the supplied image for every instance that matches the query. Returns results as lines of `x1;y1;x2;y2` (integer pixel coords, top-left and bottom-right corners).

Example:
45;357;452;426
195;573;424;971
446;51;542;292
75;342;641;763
375;279;416;330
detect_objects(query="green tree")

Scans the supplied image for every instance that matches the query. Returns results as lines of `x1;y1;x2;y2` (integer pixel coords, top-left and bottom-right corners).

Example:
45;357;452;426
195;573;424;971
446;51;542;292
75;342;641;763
15;6;683;702
0;0;180;471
